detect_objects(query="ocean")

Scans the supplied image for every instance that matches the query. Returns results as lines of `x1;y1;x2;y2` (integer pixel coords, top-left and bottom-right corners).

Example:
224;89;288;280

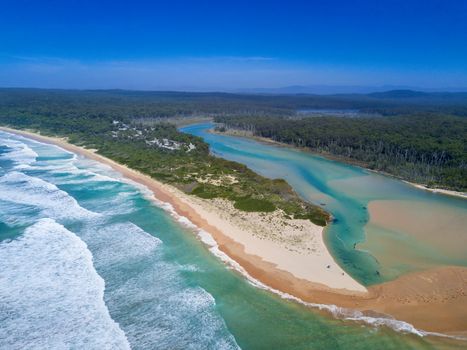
0;130;464;349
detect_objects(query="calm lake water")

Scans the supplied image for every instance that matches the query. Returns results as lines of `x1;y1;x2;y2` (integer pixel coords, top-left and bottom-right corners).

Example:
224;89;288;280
1;129;465;349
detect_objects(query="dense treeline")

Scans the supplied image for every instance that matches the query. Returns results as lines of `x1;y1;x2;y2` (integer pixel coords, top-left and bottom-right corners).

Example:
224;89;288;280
215;115;467;191
2;88;467;120
0;89;329;225
1;88;466;192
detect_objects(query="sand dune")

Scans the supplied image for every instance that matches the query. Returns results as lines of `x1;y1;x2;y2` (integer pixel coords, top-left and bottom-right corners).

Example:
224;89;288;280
2;126;466;336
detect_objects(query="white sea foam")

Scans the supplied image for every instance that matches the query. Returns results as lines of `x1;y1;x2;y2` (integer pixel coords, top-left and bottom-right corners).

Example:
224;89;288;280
0;218;130;350
0;137;38;169
81;189;140;216
0;132;241;349
0;130;73;161
152;197;465;340
56;171;120;185
0;132;119;184
0;171;98;223
201;228;467;340
4;129;451;342
45;158;120;185
77;220;239;349
80;221;162;266
28;155;120;185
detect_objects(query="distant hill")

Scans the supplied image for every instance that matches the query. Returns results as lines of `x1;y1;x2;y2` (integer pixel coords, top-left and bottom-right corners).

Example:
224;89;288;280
368;89;467;99
1;87;467;117
367;90;430;98
237;85;467;95
238;85;413;95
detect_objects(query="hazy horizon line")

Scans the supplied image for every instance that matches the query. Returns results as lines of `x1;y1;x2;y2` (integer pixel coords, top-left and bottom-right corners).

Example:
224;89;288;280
1;84;467;95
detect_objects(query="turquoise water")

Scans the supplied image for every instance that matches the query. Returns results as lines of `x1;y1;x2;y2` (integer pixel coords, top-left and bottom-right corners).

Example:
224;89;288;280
181;123;467;285
1;130;465;349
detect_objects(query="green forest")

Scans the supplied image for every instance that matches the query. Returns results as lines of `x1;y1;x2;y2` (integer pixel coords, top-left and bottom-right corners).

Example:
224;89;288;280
2;88;467;119
215;114;467;191
1;88;466;193
0;89;330;225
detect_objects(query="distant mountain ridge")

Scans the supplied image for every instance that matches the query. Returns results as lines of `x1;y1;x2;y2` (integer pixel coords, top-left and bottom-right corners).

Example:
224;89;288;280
237;85;467;95
1;87;467;114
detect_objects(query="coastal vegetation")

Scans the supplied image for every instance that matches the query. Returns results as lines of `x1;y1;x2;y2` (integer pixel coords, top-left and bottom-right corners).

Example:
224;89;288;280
1;88;466;192
0;89;329;225
215;115;467;191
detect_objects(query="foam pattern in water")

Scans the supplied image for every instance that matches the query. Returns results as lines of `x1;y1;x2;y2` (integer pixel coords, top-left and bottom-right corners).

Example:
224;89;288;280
0;132;239;349
0;136;38;169
0;218;130;350
0;171;98;223
78;220;239;349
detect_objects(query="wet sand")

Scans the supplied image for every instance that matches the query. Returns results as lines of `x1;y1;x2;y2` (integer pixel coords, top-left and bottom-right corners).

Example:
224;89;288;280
369;200;467;248
407;183;467;200
2;126;467;336
368;200;467;268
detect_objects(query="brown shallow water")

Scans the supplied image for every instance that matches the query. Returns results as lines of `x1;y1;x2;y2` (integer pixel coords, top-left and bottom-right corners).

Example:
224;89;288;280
3;126;467;346
361;200;467;279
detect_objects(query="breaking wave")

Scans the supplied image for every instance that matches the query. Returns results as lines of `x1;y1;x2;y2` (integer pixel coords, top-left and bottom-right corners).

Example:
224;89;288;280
0;218;130;350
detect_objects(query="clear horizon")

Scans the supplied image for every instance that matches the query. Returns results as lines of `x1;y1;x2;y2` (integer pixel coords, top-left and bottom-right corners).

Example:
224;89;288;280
1;0;466;91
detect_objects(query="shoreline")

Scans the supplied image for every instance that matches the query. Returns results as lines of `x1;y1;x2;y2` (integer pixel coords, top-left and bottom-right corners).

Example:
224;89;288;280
403;181;467;199
2;126;467;337
210;128;467;200
0;126;364;292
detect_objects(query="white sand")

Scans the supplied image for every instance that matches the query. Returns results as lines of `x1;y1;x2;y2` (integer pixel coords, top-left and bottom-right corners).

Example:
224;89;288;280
163;185;367;292
0;126;366;293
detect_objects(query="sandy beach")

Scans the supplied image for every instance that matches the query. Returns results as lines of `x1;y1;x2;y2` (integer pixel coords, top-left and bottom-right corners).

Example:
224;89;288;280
2;126;467;336
405;182;467;199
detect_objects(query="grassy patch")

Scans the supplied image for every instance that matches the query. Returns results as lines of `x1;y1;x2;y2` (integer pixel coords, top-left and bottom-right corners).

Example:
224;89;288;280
234;197;276;212
294;213;327;227
191;184;219;199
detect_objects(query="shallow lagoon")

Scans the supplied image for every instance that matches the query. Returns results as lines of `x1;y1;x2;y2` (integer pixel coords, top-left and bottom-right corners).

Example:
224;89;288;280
182;123;467;285
1;129;466;349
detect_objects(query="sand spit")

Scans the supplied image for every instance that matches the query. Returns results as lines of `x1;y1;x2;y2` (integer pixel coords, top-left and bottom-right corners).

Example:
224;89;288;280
405;182;467;200
2;126;466;336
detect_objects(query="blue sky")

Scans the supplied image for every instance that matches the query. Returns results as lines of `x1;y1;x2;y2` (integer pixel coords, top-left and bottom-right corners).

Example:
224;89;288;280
1;0;466;91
